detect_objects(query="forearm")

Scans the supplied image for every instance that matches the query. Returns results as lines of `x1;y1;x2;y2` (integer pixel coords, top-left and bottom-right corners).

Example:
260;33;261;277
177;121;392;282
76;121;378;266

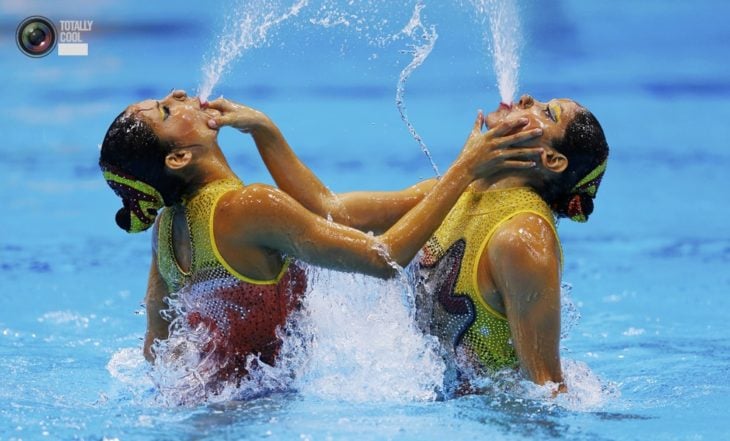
143;262;170;362
379;159;473;267
252;122;348;222
253;122;438;232
333;180;435;233
143;297;168;362
506;286;565;389
511;319;564;386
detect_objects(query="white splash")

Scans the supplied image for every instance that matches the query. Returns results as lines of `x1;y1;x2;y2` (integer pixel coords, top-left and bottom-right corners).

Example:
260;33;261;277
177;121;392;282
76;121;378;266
560;282;581;340
291;267;446;402
198;0;308;102
394;2;440;177
472;0;522;104
531;359;621;411
108;263;444;406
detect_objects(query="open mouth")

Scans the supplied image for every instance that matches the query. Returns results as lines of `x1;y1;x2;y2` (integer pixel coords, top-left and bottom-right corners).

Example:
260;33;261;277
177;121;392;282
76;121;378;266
485;102;514;129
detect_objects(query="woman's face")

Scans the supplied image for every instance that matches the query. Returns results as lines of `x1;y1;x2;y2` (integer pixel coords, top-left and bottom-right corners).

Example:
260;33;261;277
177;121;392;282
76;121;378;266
126;90;220;148
486;94;581;147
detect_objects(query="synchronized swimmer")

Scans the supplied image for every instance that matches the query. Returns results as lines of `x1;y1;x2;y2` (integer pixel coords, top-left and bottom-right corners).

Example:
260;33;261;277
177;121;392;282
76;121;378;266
212;94;609;394
99;90;544;393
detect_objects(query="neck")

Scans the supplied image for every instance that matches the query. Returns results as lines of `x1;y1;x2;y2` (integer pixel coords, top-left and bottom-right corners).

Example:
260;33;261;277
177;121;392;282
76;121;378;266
181;145;240;200
469;175;533;192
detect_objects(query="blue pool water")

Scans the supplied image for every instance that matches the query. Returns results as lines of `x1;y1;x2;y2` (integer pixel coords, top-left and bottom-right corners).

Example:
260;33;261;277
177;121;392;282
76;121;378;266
2;0;729;439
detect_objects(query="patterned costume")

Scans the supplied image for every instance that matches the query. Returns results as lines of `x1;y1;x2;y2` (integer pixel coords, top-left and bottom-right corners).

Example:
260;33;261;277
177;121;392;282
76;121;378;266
416;187;559;378
155;179;307;384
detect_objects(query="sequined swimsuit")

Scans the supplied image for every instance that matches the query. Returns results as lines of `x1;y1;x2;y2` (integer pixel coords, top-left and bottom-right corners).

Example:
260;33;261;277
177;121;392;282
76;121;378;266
416;187;559;374
155;179;307;383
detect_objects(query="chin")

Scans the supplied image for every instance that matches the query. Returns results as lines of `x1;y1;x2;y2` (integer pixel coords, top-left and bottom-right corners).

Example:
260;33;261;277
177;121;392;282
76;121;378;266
485;102;516;129
485;110;503;129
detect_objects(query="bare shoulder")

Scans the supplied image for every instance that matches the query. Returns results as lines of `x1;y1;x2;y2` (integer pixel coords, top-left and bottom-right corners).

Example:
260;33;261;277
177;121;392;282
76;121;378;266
217;183;275;209
214;184;283;239
215;183;293;219
488;212;560;268
214;183;314;247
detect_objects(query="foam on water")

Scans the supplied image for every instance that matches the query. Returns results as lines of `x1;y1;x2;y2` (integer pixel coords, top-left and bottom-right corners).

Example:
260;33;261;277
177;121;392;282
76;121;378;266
107;271;616;410
450;283;618;411
471;0;522;104
108;263;445;406
198;0;308;103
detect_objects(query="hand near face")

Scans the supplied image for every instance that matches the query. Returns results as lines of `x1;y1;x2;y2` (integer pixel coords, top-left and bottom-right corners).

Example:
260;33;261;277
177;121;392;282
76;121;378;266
459;111;544;182
205;98;271;133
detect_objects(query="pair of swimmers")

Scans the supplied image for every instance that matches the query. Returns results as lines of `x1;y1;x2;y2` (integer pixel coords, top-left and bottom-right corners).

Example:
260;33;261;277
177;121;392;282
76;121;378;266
99;90;608;396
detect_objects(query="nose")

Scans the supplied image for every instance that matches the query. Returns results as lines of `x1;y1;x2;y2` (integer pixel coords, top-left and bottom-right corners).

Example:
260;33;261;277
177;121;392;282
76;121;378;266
518;94;534;108
171;89;187;100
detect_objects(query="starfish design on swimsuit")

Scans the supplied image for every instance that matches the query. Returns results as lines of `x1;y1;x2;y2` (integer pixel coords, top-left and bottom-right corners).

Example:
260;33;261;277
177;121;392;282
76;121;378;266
418;239;476;351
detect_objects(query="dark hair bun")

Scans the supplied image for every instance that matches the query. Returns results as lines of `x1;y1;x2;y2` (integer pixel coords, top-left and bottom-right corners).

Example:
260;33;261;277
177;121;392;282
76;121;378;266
554;193;594;222
115;206;132;232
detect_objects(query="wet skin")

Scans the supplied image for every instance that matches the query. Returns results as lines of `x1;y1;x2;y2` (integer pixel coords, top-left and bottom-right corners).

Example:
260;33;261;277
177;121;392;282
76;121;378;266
486;94;581;150
125;91;545;362
241;93;582;393
128;90;220;149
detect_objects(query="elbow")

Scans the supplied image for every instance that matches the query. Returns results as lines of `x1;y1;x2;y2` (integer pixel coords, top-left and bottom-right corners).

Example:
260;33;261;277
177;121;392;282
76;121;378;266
356;254;398;279
368;240;400;279
323;198;351;225
370;263;398;280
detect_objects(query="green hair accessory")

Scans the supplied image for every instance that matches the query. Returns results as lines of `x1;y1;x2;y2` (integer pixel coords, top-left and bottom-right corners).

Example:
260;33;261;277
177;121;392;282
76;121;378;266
571;159;607;198
102;167;164;233
564;159;607;223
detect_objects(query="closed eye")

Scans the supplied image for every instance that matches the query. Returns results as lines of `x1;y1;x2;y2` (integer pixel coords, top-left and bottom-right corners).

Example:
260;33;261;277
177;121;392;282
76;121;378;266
544;104;558;123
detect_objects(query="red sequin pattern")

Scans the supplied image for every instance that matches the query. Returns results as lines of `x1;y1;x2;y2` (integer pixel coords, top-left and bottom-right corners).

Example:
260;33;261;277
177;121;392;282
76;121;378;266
183;263;307;385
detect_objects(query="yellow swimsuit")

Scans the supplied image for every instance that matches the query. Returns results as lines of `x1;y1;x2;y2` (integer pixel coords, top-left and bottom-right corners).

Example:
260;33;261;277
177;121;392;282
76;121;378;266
417;187;559;373
154;179;306;383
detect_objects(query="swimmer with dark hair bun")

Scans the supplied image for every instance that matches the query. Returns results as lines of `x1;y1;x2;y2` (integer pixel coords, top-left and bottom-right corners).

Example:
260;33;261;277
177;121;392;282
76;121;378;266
242;94;609;395
98;90;543;391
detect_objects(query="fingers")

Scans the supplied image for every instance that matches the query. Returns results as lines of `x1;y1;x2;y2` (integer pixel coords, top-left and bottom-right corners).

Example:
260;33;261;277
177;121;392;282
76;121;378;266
501;159;538;169
471;110;484;135
499;127;543;146
205;98;238;129
496;148;543;169
208;114;235;129
489;117;529;136
498;147;544;160
205;97;234;112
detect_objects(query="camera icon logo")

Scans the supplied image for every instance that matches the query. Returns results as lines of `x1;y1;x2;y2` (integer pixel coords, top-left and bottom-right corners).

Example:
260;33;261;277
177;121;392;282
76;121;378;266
16;16;57;58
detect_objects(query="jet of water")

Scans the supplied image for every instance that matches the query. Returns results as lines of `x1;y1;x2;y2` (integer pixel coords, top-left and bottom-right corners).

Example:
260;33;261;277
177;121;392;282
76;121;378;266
198;0;308;102
472;0;522;105
394;2;441;177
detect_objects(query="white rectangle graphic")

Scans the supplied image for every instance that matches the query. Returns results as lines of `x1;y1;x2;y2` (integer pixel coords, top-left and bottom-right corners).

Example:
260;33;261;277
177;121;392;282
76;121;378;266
58;43;88;56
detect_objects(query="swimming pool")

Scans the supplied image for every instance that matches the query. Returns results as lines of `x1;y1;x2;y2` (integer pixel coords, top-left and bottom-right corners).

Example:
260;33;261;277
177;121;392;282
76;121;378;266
2;0;729;439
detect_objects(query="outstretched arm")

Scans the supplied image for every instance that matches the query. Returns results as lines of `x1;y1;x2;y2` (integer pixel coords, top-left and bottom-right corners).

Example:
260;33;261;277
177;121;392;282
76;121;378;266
216;116;543;279
206;99;436;233
486;214;565;393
